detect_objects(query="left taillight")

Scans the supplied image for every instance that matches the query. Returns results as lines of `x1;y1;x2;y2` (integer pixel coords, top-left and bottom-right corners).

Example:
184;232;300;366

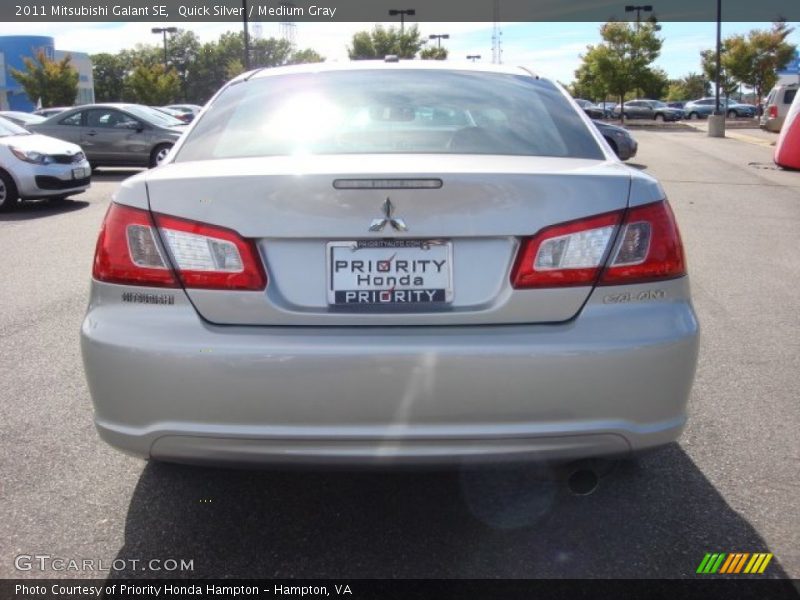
93;203;267;291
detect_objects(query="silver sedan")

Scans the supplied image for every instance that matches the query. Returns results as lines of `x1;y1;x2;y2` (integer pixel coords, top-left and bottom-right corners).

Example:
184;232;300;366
81;62;699;466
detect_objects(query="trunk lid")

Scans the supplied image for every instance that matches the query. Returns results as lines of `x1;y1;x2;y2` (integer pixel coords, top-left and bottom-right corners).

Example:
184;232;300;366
145;154;631;326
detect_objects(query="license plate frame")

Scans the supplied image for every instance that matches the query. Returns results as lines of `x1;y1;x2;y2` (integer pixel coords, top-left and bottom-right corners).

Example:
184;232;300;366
326;239;454;306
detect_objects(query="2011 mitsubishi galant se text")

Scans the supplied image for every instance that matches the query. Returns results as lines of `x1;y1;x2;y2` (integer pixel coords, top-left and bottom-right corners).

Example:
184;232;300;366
80;62;699;466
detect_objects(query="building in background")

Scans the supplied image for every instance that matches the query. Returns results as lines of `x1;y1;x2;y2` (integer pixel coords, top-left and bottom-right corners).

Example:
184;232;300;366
0;35;94;111
777;50;800;85
55;50;95;106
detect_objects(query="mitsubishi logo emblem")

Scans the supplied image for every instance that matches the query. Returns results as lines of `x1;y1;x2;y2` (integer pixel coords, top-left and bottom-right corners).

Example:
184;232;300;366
369;198;408;232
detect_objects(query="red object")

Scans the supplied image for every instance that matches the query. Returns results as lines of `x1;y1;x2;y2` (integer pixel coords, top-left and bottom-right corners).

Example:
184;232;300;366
93;203;267;290
774;89;800;170
598;200;685;285
153;212;267;291
93;203;178;288
511;210;623;288
511;201;685;289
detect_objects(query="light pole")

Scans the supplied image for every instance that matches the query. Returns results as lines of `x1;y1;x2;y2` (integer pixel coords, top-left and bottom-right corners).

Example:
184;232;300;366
714;0;721;115
429;34;449;48
151;27;178;68
466;54;481;63
708;0;725;137
624;4;652;30
242;0;251;70
624;5;652;99
389;9;415;34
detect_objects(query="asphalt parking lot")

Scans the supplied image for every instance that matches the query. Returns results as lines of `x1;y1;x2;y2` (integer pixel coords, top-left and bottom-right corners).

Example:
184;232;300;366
1;129;798;579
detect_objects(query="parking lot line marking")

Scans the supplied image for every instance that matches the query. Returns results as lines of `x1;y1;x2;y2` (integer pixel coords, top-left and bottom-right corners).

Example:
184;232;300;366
726;132;775;148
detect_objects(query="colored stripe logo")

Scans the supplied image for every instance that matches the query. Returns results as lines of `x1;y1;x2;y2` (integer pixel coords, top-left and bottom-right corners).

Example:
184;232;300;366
696;552;773;574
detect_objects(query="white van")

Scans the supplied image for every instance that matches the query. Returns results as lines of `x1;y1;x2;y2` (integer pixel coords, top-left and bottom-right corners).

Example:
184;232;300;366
761;83;798;132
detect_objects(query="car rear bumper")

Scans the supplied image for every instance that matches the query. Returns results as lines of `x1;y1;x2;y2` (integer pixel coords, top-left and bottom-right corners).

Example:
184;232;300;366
761;116;784;132
81;278;699;465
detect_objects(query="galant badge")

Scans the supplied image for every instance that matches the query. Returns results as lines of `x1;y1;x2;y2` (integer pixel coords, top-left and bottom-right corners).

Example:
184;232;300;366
369;198;408;232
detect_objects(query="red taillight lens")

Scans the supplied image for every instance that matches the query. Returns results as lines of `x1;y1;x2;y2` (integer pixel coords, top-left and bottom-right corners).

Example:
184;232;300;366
93;203;178;287
599;200;685;285
769;104;778;118
511;200;685;289
511;210;624;288
152;212;266;291
92;203;267;291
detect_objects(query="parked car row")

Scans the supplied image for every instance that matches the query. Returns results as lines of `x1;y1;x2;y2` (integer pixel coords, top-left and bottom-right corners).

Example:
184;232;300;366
574;97;760;122
612;100;683;122
683;97;757;120
0;101;202;211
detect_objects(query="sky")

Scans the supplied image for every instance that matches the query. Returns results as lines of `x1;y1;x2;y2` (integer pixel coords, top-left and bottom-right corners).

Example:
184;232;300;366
2;20;798;83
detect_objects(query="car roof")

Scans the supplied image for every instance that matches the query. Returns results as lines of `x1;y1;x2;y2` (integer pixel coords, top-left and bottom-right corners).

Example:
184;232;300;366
238;60;540;83
66;103;139;109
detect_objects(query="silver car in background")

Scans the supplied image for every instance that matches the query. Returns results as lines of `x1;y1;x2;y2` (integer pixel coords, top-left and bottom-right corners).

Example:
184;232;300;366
81;62;699;466
0;115;90;211
30;103;186;168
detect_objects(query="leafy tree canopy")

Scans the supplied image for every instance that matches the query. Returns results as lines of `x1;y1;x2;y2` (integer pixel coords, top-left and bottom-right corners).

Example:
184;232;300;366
10;50;79;107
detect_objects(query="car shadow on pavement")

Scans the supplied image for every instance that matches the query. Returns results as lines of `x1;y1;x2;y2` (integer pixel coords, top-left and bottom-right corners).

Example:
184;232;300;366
0;198;89;221
108;443;788;579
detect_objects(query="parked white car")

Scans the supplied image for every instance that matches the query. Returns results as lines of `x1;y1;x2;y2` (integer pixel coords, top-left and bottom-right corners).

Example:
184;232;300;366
761;83;798;133
0;115;91;211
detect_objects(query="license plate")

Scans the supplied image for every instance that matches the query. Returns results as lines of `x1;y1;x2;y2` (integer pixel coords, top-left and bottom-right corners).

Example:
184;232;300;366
72;167;88;179
327;239;453;305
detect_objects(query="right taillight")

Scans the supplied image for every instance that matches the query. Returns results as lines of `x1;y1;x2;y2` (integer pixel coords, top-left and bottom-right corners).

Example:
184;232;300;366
769;104;778;118
511;200;685;289
92;203;267;291
598;200;685;285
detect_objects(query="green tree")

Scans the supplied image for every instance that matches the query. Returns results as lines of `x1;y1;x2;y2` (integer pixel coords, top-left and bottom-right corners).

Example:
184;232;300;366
575;21;663;120
701;47;739;99
125;63;181;105
166;30;202;102
90;30;325;106
90;52;126;102
348;25;425;59
724;22;796;104
288;48;325;64
420;46;448;60
570;61;608;102
10;49;79;107
666;72;710;101
225;58;245;81
638;67;670;99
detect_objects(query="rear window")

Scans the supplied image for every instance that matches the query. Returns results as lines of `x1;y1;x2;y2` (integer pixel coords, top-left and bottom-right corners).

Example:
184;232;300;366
175;69;603;161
